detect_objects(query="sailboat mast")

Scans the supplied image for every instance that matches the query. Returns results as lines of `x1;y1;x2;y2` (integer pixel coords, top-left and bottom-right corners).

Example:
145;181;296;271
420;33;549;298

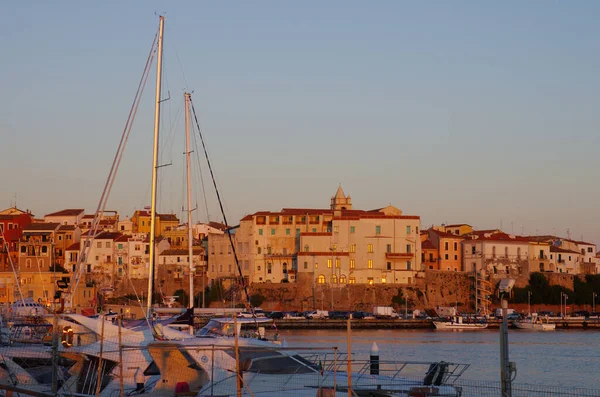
147;16;165;318
185;92;194;309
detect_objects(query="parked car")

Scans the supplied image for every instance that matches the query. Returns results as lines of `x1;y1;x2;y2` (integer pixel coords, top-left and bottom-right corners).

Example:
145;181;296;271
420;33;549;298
506;313;521;321
351;311;366;319
268;311;284;319
305;310;329;319
237;308;266;318
329;311;351;320
572;311;590;318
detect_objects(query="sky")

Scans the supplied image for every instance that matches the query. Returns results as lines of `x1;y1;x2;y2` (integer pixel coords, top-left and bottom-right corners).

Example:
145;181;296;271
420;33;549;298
1;1;599;245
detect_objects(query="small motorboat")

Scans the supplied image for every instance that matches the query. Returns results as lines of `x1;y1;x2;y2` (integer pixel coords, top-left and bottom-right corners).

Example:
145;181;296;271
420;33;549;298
514;313;555;331
433;315;488;330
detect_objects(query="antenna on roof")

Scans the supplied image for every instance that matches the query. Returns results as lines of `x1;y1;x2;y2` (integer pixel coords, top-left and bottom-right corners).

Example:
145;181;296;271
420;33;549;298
566;229;571;239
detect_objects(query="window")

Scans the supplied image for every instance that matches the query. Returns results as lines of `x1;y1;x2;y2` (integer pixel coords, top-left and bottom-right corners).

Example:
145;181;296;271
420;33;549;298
375;225;381;235
267;246;272;254
286;228;290;235
20;246;26;253
257;247;262;254
97;242;101;248
304;245;309;252
445;254;449;260
350;226;355;233
429;253;434;261
367;244;373;253
444;242;449;250
38;259;44;267
406;244;411;254
350;259;355;269
304;261;308;269
257;265;261;271
258;229;263;236
26;258;31;268
340;275;347;283
350;244;356;253
504;247;508;258
368;259;373;269
327;259;332;268
244;260;249;270
332;244;337;251
105;242;111;248
41;246;48;254
95;256;99;261
349;277;356;284
588;247;594;253
271;228;276;235
334;226;339;233
331;275;337;284
318;275;325;284
492;246;496;258
135;244;141;251
387;262;391;270
407;261;412;270
142;221;145;226
296;228;300;236
517;247;521;259
58;235;62;241
386;244;392;253
568;256;571;261
368;278;374;285
454;255;458;260
312;228;317;233
267;263;272;274
118;244;123;250
471;246;476;254
453;242;458;250
335;259;340;268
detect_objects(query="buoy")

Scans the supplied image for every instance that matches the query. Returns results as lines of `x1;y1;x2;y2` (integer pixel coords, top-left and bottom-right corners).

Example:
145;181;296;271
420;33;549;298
370;342;380;375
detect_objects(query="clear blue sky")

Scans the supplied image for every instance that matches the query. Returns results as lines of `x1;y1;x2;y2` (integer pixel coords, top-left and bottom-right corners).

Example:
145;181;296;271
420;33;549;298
1;1;599;245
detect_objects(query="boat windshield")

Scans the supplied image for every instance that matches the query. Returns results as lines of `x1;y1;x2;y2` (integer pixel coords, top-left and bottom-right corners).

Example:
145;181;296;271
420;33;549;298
197;320;236;337
224;347;318;374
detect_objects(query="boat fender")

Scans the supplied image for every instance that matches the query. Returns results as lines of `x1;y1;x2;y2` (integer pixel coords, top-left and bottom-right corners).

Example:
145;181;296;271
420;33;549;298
582;321;588;329
562;322;568;328
61;326;74;348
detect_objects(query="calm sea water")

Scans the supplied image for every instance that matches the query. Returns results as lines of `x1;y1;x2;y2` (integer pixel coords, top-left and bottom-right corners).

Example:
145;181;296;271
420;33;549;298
279;328;600;390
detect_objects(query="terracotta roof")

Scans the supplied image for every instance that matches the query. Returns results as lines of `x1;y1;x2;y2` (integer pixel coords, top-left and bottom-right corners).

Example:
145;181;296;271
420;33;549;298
422;240;436;250
82;214;95;219
158;214;178;222
565;239;595;246
23;222;60;231
58;225;76;231
66;242;80;251
135;210;151;217
45;209;85;217
207;221;228;231
444;223;472;228
428;228;464;239
95;232;123;240
115;234;131;242
550;246;580;254
465;232;530;243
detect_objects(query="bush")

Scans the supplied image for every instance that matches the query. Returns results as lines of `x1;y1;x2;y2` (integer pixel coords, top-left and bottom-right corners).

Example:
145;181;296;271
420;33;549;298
250;293;266;308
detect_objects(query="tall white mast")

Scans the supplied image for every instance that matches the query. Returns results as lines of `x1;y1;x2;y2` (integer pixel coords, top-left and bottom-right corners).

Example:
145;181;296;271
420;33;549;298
185;92;195;310
147;16;165;318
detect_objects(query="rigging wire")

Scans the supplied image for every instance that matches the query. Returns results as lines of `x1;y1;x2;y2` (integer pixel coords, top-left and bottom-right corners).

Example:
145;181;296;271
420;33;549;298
188;95;253;313
191;117;211;223
69;29;158;309
0;228;25;304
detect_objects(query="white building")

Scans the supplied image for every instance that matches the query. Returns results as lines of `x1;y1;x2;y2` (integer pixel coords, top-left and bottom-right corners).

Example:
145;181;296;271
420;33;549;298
44;209;85;226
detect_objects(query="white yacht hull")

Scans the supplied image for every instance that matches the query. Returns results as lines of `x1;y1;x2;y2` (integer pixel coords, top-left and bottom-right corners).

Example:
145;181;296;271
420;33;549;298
514;321;555;331
433;321;488;330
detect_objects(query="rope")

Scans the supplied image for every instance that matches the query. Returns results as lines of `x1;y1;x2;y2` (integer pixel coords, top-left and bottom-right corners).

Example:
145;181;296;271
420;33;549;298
69;29;159;308
188;96;252;312
0;227;25;304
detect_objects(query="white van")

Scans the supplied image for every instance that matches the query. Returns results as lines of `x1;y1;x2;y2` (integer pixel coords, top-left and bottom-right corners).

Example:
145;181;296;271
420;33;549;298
305;310;329;319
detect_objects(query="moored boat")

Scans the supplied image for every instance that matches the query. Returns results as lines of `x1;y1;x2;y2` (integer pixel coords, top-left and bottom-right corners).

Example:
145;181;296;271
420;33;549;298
433;315;488;330
514;313;555;331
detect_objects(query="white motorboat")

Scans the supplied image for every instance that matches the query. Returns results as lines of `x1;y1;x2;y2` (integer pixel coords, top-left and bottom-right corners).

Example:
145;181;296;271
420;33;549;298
514;313;555;331
433;315;488;330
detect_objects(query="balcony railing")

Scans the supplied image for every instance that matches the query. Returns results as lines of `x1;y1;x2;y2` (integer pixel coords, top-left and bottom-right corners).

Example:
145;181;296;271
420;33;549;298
386;252;414;259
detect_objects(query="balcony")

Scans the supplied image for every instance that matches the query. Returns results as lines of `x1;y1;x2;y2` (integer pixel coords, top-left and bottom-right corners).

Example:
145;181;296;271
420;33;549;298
263;253;295;259
386;252;414;259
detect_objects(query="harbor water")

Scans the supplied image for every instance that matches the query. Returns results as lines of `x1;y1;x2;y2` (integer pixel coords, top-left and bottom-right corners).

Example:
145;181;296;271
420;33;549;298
281;328;600;390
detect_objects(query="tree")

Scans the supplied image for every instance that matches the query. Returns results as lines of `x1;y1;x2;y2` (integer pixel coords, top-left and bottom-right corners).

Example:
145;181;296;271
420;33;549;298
173;289;189;306
250;293;266;308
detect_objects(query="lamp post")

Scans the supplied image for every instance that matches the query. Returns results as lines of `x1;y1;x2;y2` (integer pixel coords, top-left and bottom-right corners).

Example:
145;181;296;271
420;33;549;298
528;291;532;316
593;292;597;314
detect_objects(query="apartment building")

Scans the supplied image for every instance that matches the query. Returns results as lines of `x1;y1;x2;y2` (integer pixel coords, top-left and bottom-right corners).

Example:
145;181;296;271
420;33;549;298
236;186;421;285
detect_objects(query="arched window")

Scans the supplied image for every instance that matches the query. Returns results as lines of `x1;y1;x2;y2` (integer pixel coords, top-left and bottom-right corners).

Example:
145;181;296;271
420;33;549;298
38;259;44;268
339;275;347;284
317;275;325;284
331;275;337;284
267;263;272;274
282;263;288;274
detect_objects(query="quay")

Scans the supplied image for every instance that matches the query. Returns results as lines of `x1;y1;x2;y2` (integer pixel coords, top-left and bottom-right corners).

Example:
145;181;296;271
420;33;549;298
195;318;600;330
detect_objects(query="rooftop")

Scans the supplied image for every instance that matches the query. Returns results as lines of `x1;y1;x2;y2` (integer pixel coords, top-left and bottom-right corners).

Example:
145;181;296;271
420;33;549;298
23;223;60;231
422;240;436;250
465;232;530;243
45;209;85;217
58;225;76;231
66;242;80;251
550;246;580;254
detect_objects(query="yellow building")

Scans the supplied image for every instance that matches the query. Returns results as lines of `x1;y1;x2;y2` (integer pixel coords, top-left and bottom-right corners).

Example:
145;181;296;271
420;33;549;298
427;228;464;271
132;211;180;237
